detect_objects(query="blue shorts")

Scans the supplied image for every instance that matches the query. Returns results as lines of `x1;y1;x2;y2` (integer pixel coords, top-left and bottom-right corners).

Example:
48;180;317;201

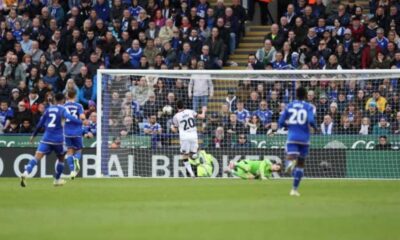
37;142;66;156
285;143;309;158
65;137;83;150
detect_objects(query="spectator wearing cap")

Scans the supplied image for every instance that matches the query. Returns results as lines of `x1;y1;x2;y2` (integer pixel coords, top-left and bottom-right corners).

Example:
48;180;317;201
225;89;237;112
349;17;365;42
25;89;40;114
373;117;391;135
364;101;384;127
328;102;341;126
365;90;387;113
341;28;353;53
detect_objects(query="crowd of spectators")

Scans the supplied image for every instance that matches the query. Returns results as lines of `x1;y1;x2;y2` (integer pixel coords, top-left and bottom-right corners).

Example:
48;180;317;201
0;0;399;150
0;0;247;135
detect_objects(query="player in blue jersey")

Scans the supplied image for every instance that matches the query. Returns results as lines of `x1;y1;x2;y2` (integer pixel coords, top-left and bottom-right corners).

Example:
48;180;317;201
20;93;82;187
278;87;317;196
64;89;86;179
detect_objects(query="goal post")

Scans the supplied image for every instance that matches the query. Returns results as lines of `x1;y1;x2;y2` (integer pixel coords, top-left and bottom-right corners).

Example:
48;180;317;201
96;69;400;179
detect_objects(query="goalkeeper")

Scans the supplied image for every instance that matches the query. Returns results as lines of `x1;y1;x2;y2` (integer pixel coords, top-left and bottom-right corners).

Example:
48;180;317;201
188;150;214;177
226;159;281;180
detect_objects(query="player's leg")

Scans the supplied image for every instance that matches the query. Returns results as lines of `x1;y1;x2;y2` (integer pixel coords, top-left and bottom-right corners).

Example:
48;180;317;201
292;146;308;191
284;143;299;174
232;167;255;180
66;137;82;179
181;140;195;178
53;145;67;186
65;137;75;174
290;145;308;197
20;144;47;187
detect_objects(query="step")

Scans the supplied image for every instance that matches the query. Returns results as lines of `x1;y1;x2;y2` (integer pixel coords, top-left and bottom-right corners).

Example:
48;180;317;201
239;42;263;48
249;26;271;31
246;31;268;36
240;37;264;43
234;48;258;55
229;54;249;59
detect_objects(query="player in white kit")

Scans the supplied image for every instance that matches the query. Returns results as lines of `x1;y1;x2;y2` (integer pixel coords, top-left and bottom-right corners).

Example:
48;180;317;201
171;100;206;177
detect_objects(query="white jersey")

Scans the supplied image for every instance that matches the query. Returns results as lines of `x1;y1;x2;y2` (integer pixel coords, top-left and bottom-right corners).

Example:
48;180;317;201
173;109;198;140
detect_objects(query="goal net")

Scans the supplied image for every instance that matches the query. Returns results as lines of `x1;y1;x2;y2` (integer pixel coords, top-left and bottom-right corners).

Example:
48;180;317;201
96;69;400;179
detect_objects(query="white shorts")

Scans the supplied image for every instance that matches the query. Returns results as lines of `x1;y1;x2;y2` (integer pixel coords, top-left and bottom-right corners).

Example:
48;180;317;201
180;139;198;154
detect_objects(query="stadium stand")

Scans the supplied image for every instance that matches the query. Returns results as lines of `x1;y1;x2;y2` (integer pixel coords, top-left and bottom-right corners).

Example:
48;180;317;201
0;0;399;149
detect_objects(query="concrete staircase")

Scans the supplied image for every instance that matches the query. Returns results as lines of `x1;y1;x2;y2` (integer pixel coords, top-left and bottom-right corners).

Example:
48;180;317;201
207;0;371;113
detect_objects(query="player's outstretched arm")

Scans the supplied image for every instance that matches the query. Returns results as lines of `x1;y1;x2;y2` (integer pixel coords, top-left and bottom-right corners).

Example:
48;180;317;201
278;108;288;129
31;114;47;139
196;106;207;119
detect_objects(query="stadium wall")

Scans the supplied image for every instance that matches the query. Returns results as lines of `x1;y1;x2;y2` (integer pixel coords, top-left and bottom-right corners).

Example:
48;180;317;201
0;147;399;178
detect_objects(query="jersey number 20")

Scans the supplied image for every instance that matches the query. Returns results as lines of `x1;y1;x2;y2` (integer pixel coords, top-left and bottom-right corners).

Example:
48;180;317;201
288;109;307;125
180;118;195;130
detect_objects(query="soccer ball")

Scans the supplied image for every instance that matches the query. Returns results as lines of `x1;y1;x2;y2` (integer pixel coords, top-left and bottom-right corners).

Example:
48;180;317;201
162;105;173;115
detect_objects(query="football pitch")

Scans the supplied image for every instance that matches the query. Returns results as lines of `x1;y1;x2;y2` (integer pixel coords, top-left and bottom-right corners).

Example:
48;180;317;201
1;178;399;240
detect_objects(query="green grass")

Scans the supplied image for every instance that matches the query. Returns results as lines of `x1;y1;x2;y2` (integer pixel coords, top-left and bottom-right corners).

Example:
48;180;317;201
0;178;399;240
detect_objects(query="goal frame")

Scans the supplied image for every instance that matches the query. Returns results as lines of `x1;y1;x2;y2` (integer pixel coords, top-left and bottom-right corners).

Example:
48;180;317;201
96;69;400;178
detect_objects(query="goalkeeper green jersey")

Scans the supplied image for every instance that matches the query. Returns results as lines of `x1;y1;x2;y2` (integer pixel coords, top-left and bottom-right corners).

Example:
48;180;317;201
234;159;273;179
189;150;214;177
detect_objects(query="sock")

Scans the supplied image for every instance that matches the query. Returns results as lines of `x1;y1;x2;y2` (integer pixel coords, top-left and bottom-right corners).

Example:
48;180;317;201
74;152;82;161
292;167;304;190
25;159;38;174
55;161;65;180
285;159;292;170
66;155;74;172
183;160;195;177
